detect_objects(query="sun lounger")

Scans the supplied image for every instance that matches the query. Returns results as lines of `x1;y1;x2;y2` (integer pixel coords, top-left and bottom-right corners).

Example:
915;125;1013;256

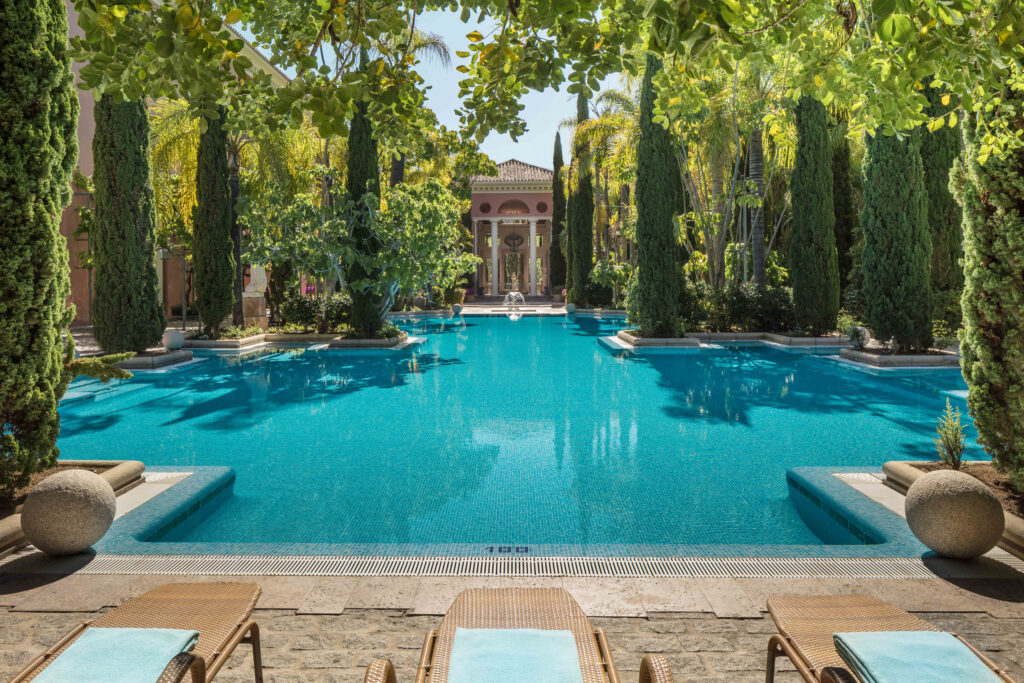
11;582;263;683
765;593;1013;683
363;587;674;682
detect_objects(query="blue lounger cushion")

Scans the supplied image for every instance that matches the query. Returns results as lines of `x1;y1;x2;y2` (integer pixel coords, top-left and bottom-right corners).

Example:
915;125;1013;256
34;626;200;683
833;630;1001;683
448;627;584;683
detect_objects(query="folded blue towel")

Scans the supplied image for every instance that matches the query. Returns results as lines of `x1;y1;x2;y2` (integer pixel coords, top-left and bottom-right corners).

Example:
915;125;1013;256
448;627;584;683
834;631;1001;683
35;627;200;683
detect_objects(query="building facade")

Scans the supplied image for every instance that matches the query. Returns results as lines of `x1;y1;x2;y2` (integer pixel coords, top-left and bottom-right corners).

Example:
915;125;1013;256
469;160;554;297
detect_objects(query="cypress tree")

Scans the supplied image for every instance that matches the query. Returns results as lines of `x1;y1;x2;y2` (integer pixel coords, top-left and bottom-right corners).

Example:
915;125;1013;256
954;86;1024;489
832;131;857;288
861;130;932;351
789;96;840;335
567;94;594;306
548;132;567;290
91;97;166;352
346;52;382;337
632;53;680;336
0;0;78;494
921;81;963;292
192;106;235;337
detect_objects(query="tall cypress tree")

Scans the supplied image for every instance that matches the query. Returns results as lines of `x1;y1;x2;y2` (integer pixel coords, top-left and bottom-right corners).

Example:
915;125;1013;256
567;94;594;306
921;81;963;292
192;106;235;337
548;132;567;290
632;53;680;336
832;130;857;289
789;96;840;335
0;0;78;494
954;86;1024;488
861;130;932;351
346;51;382;336
91;97;165;352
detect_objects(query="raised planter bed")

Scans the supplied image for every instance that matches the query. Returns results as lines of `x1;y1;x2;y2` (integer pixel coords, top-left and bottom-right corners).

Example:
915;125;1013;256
328;331;409;349
0;460;145;557
262;333;340;343
686;332;848;346
116;350;193;369
183;334;265;349
883;460;1024;559
840;347;960;367
616;329;701;348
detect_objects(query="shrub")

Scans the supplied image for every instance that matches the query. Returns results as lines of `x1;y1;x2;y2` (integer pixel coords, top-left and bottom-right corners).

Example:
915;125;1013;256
755;286;797;333
221;324;263;339
934;398;966;470
847;325;871;349
441;287;465;307
281;292;351;333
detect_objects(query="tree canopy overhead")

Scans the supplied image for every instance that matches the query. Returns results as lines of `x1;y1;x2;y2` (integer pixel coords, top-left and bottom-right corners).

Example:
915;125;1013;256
69;1;1024;157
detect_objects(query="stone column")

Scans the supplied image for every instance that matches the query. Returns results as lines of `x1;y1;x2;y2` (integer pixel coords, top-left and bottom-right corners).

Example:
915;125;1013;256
528;218;538;296
491;221;499;295
472;218;479;294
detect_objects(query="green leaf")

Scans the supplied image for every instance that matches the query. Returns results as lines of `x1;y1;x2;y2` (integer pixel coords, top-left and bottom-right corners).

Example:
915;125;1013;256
467;31;483;43
871;0;896;19
225;8;242;23
879;14;914;44
154;34;174;58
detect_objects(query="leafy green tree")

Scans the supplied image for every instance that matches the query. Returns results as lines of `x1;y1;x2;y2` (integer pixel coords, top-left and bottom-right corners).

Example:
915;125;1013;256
631;53;680;336
91;97;166;352
831;129;856;289
192;106;235;337
861;130;932;351
568;94;594;306
549;132;567;289
789;96;839;335
954;82;1024;489
0;0;78;495
921;82;963;292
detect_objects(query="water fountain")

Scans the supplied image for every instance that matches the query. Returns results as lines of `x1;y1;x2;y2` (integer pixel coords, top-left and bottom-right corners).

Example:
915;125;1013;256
503;291;526;308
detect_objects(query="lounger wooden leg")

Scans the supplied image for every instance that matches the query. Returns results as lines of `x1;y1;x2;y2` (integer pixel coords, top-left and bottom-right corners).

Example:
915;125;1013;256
766;634;781;683
245;622;263;683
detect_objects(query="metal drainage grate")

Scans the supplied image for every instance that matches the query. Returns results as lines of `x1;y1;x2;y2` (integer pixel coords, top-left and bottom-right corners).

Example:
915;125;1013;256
13;554;1019;578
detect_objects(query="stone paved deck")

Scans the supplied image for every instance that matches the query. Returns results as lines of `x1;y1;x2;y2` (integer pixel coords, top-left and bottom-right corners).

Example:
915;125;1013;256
2;574;1023;681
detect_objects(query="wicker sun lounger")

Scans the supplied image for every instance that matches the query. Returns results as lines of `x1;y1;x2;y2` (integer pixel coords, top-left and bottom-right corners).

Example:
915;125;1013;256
363;587;674;683
766;593;1014;683
11;582;263;683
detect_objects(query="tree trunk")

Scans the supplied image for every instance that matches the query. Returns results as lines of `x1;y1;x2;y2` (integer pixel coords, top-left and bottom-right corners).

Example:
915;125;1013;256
750;129;766;288
710;168;726;287
390;152;405;187
228;146;244;325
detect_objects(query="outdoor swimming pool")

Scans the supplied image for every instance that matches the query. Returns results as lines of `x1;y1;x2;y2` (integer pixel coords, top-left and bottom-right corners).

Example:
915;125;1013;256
59;315;979;556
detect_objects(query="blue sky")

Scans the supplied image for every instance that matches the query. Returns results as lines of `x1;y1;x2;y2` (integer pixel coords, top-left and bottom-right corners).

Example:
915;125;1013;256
411;10;577;169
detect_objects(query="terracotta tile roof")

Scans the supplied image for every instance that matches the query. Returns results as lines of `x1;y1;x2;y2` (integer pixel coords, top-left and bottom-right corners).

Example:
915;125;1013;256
472;159;553;184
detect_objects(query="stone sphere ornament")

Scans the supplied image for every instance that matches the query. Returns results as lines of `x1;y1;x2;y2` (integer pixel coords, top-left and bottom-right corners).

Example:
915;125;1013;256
565;303;576;314
452;303;463;315
163;328;185;350
905;470;1004;559
21;470;117;556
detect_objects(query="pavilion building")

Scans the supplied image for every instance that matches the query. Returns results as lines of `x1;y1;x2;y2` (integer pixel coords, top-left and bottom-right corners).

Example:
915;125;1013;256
469;159;555;297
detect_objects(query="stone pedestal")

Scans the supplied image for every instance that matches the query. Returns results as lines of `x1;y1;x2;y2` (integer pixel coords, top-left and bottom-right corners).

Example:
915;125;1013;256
243;265;269;329
243;292;268;329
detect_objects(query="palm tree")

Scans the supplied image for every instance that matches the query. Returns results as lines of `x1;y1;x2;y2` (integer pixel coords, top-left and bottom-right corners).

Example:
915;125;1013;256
150;99;321;322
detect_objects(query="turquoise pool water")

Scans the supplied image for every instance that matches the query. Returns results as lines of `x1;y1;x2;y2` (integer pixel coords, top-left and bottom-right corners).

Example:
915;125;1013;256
59;315;978;555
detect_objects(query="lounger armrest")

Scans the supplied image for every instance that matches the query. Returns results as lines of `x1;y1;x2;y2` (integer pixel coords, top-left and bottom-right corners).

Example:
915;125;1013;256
364;658;397;683
639;653;674;683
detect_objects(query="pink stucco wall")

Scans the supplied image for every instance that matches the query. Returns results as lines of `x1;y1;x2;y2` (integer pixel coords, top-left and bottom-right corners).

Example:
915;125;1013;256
471;191;552;218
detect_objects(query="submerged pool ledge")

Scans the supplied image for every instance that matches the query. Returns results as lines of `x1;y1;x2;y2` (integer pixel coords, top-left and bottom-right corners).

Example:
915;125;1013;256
95;465;927;560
